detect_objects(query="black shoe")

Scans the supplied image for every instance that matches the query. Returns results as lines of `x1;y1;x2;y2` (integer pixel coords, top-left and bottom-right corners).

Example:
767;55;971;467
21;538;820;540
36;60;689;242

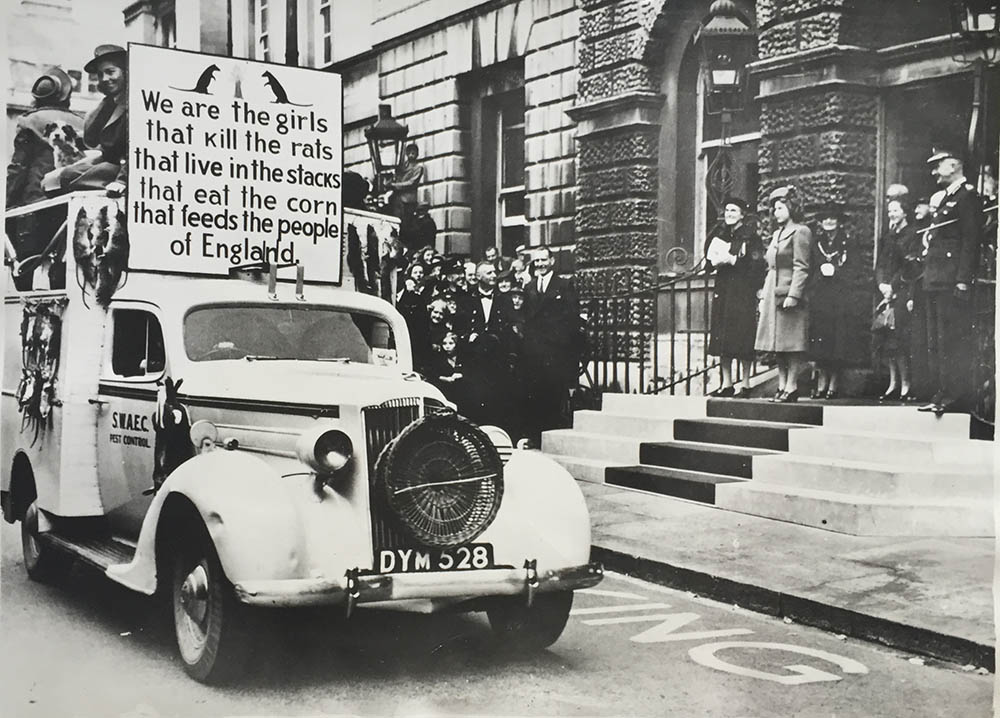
778;389;799;403
879;387;898;402
824;389;838;400
935;397;957;414
771;390;785;403
732;387;750;399
809;387;823;399
899;389;915;402
711;386;735;398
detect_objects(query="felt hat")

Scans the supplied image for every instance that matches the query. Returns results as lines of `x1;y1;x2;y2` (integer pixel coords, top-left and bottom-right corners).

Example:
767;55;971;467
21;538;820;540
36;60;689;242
767;185;796;205
722;197;749;212
31;67;74;104
84;44;127;73
816;202;846;220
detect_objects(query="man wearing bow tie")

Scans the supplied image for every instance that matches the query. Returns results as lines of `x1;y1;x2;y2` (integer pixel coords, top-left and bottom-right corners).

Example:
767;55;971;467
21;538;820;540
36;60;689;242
519;246;581;445
918;149;982;414
463;261;515;430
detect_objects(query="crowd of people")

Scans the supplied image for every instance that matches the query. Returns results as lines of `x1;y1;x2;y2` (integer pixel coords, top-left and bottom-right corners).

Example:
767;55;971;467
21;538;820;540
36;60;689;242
706;148;997;413
394;243;582;446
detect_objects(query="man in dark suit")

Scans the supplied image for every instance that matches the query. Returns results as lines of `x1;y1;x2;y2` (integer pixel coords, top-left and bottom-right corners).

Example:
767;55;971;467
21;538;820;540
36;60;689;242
56;44;128;196
519;246;581;445
463;261;516;430
918;149;982;414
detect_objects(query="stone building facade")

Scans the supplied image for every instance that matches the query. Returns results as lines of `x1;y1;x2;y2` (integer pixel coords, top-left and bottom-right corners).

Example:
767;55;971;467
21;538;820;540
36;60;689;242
119;0;997;382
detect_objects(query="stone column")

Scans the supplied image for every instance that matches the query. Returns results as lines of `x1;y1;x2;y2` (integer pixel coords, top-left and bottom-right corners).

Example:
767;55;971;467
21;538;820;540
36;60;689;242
754;0;878;371
569;0;663;386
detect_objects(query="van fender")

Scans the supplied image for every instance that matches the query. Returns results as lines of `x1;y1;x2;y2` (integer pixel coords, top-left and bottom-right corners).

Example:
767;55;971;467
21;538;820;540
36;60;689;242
477;450;592;569
106;450;359;595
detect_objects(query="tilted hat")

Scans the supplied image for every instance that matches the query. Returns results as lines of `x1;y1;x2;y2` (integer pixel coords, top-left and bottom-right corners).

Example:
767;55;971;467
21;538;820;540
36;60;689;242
926;147;959;165
767;185;796;204
31;67;74;104
84;44;127;73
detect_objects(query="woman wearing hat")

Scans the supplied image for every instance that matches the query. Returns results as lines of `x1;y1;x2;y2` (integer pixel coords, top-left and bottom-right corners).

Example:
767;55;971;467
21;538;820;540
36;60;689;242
874;197;922;400
6;67;83;290
705;197;766;398
56;44;129;195
808;204;852;398
755;186;812;402
7;67;82;209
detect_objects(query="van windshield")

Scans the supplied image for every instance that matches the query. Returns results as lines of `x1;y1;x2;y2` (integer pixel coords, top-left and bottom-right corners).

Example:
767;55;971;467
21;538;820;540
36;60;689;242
184;304;397;365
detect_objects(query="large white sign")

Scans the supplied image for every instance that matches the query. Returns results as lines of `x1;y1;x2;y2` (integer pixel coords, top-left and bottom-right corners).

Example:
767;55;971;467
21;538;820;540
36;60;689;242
127;44;343;282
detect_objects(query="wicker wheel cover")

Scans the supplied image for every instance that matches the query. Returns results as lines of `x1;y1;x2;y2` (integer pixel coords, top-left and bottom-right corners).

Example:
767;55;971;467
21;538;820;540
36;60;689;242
375;414;503;547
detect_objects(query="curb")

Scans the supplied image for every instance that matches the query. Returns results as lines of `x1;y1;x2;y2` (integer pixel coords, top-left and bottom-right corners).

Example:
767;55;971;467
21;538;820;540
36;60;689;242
591;545;996;672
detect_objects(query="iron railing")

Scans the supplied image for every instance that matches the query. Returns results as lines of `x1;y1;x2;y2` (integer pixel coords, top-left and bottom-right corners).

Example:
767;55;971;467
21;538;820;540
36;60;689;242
580;261;766;398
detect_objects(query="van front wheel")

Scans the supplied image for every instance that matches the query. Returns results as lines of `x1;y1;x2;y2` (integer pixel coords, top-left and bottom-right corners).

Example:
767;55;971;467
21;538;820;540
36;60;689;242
21;501;71;582
487;590;574;653
172;526;254;684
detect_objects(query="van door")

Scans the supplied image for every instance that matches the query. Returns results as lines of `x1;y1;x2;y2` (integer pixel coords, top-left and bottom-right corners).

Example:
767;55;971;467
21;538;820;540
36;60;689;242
96;304;165;537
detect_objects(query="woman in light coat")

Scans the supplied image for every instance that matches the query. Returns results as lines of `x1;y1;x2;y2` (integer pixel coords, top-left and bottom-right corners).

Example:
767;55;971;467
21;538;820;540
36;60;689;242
755;186;812;402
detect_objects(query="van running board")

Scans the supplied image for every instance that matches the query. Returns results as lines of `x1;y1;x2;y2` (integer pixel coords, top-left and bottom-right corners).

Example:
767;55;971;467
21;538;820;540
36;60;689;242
42;533;136;571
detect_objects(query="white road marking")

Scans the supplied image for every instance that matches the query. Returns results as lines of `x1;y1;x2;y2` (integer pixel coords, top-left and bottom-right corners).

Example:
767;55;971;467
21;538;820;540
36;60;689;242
688;642;870;685
583;614;684;626
630;612;754;643
577;588;647;600
571;602;671;616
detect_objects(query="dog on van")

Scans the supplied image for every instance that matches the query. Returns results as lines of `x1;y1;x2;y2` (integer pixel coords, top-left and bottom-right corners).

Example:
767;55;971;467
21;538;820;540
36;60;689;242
43;122;87;168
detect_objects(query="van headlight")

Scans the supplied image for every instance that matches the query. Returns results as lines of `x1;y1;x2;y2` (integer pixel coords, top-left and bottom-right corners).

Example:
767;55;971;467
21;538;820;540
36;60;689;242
296;428;353;474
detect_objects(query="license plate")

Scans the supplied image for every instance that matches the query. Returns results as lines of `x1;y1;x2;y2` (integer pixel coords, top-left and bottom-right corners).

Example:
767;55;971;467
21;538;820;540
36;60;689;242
377;543;495;574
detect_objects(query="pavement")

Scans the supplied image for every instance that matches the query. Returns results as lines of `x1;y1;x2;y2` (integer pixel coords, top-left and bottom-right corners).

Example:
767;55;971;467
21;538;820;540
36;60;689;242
581;480;996;671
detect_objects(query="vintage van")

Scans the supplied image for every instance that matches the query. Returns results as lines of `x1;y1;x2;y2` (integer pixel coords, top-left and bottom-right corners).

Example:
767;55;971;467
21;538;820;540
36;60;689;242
2;192;602;683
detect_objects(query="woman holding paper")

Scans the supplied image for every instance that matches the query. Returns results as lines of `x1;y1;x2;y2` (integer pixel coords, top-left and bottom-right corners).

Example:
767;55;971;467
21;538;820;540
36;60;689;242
705;197;765;398
755;186;812;403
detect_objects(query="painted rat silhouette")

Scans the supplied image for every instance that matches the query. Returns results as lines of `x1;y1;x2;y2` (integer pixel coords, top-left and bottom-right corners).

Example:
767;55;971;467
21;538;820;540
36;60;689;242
261;71;311;106
171;64;220;94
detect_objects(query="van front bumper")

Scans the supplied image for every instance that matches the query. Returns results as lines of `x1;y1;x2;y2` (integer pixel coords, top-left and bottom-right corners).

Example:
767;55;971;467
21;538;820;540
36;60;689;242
233;561;603;609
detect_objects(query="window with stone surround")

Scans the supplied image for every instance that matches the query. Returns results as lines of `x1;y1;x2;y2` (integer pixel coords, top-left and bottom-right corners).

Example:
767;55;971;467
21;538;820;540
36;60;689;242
254;0;271;61
497;100;527;257
318;0;333;66
463;62;526;260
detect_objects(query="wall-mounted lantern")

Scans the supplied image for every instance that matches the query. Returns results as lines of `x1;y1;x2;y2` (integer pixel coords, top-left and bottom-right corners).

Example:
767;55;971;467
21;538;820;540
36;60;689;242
365;104;409;196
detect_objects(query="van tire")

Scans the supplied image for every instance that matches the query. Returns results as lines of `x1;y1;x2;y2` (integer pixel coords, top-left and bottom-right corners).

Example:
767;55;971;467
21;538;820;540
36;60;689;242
171;523;254;684
487;590;573;653
21;501;72;583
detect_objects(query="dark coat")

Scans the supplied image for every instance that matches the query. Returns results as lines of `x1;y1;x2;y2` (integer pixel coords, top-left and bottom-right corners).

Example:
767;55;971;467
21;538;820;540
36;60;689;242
58;94;128;190
922;182;982;292
873;219;922;363
6;107;84;207
522;273;580;388
809;227;851;365
876;220;923;305
84;94;128;170
705;221;765;359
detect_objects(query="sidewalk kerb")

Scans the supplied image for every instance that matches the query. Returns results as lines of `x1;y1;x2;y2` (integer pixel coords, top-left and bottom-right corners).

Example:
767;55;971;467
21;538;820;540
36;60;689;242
591;545;995;672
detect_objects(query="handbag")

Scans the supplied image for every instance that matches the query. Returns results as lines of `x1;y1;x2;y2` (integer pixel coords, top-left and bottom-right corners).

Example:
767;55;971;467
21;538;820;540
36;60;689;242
871;299;896;333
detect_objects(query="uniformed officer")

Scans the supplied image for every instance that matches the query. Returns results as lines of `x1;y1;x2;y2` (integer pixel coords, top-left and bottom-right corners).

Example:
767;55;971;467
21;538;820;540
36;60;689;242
917;149;982;414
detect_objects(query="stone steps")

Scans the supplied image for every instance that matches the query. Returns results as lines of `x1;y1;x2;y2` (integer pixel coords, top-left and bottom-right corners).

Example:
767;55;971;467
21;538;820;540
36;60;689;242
714;482;994;537
639;440;777;479
673;416;812;452
751;453;994;500
541;429;641;464
787;429;993;466
605;465;745;504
